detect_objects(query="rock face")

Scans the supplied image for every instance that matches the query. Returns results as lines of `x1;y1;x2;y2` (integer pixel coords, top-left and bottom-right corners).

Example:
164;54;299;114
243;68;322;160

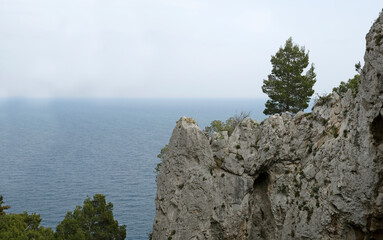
152;12;383;240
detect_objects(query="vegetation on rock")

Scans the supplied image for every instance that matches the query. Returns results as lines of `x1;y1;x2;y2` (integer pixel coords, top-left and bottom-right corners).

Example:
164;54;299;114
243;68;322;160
333;62;361;97
314;93;332;107
262;37;316;115
155;144;168;173
203;112;250;137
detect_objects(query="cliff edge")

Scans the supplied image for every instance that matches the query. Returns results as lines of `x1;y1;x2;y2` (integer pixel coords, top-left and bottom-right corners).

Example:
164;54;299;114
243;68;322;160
152;11;383;240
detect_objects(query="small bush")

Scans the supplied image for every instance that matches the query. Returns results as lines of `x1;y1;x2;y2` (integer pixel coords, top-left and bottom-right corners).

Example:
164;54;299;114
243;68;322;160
203;112;250;137
333;62;361;97
314;93;332;106
330;126;339;138
235;153;244;161
155;145;168;173
333;75;360;97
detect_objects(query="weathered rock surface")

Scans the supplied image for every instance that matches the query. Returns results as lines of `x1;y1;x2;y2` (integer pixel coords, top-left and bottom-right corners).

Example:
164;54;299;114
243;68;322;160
152;12;383;240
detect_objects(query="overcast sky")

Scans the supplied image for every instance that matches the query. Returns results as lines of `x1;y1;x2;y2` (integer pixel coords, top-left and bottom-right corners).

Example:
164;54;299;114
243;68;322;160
0;1;381;98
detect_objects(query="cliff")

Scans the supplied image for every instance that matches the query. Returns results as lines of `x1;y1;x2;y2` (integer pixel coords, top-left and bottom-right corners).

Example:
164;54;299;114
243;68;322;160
152;12;383;240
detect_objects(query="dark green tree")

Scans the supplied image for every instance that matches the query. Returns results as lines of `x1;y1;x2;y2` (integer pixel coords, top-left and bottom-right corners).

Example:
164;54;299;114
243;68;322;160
0;195;10;215
262;37;316;115
55;194;126;240
0;212;55;240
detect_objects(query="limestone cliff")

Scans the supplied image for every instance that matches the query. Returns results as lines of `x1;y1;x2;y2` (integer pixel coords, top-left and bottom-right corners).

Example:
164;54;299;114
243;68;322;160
152;12;383;240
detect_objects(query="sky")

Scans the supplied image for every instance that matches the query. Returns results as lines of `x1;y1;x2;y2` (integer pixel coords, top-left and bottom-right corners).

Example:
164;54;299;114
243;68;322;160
0;1;381;98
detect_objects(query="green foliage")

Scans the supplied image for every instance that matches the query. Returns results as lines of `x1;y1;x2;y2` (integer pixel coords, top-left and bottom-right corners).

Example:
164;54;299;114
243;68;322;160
155;144;168;173
235;153;244;161
314;93;332;106
262;37;316;115
204;120;226;136
157;144;168;160
0;212;55;240
333;62;361;97
355;61;362;74
0;195;125;240
204;112;250;137
55;194;126;240
333;75;360;97
0;195;10;215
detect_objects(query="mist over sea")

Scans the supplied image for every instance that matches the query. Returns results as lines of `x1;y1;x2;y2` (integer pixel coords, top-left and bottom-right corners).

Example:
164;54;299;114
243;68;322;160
0;98;267;239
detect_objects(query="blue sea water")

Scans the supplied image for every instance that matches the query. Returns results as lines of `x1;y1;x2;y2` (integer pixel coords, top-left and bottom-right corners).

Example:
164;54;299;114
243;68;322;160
0;98;267;239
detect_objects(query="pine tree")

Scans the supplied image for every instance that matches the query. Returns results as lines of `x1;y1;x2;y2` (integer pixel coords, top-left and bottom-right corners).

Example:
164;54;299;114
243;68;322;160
55;194;126;240
262;37;316;115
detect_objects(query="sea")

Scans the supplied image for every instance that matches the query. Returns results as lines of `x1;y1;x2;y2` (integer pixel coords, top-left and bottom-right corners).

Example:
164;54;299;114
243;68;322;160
0;98;267;239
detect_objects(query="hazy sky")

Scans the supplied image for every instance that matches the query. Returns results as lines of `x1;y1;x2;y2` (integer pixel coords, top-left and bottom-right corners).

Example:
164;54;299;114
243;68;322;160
0;1;381;98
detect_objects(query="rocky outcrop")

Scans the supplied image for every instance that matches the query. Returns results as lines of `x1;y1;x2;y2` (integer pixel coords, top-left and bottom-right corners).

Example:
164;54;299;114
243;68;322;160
152;12;383;240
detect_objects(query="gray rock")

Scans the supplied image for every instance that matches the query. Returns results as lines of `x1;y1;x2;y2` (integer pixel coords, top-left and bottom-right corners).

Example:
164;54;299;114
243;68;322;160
152;12;383;240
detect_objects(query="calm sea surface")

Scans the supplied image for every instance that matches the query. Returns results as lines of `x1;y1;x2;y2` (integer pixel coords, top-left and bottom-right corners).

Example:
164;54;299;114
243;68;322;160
0;98;267;239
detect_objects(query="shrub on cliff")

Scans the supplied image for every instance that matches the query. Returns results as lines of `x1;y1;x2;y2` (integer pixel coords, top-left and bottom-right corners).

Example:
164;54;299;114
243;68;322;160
333;62;361;97
203;112;250;137
155;144;168;174
262;37;316;115
314;93;332;107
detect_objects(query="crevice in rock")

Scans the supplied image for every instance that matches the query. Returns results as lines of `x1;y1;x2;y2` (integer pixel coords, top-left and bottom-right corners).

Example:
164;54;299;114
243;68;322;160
345;224;365;240
210;219;224;240
372;230;383;240
346;222;383;240
248;172;276;239
371;112;383;145
369;172;383;239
